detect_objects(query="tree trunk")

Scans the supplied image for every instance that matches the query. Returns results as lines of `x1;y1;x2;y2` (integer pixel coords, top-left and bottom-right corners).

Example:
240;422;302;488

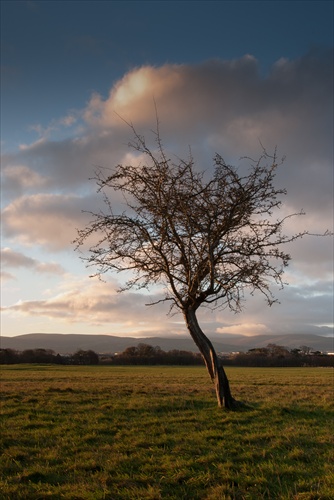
184;308;237;409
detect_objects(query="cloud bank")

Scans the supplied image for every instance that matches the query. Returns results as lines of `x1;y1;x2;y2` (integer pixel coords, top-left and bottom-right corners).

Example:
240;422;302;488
1;51;333;335
1;248;65;277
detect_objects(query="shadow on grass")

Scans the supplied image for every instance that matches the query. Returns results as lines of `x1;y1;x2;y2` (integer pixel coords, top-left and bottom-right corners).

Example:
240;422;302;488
19;471;66;485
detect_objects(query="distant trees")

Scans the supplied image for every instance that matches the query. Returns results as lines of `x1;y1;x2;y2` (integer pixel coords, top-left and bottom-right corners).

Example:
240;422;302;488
0;348;19;364
0;343;333;366
226;344;334;367
21;348;59;364
0;345;203;366
71;349;99;365
0;348;99;365
109;343;203;366
0;348;62;364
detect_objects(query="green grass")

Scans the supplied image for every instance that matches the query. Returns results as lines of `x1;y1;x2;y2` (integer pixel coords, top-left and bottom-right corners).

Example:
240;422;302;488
1;365;333;499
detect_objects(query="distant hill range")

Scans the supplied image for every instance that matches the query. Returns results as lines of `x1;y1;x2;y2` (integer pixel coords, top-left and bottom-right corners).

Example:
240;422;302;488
1;332;333;354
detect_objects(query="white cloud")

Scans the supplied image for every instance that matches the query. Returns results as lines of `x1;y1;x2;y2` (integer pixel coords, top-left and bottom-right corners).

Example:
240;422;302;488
217;323;270;336
1;194;92;250
83;64;185;128
1;277;174;330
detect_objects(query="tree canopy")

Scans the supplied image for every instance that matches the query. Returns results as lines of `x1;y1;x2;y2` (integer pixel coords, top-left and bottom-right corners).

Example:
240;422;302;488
75;125;316;408
77;130;305;311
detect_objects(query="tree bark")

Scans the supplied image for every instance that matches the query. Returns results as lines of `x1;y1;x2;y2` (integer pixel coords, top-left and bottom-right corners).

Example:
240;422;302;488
184;308;237;409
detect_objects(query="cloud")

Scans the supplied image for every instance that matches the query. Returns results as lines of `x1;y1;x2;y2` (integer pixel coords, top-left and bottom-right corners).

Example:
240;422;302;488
2;273;332;337
1;271;16;282
205;279;334;336
1;277;175;331
2;50;332;204
59;114;77;127
217;323;270;336
1;51;332;334
1;129;128;193
1;247;65;275
1;194;93;250
27;113;78;139
1;164;50;199
83;64;186;128
80;50;332;159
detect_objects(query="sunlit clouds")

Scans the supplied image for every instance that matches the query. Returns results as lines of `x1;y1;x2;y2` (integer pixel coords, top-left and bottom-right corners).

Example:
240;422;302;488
1;51;333;337
2;194;90;251
217;323;270;336
2;276;174;330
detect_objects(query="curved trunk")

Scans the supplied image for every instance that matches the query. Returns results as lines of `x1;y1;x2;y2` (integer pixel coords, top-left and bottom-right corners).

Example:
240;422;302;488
184;307;236;409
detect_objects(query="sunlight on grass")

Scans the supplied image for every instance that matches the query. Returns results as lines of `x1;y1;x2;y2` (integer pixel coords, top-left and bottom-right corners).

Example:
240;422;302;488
1;366;333;499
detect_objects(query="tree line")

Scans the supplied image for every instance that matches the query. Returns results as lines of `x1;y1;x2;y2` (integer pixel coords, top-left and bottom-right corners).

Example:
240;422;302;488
100;343;204;365
0;345;201;366
0;348;99;365
0;342;333;367
225;343;334;367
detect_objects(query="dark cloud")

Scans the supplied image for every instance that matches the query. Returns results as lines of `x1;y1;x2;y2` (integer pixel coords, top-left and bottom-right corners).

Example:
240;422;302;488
1;248;65;275
2;51;332;214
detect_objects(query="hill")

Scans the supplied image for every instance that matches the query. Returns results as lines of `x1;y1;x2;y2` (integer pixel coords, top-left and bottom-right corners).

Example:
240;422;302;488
1;332;333;354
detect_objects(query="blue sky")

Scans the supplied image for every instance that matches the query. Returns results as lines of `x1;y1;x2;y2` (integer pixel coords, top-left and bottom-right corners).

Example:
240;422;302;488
1;1;333;338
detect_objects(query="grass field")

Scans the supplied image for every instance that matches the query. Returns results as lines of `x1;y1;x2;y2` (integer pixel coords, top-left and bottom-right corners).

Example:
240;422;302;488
0;365;333;499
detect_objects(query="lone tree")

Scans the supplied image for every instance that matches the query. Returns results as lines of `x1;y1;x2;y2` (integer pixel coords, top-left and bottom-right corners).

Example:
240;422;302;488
75;126;309;409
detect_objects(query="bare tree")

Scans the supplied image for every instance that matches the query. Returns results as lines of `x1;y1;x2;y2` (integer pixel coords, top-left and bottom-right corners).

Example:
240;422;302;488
75;125;311;409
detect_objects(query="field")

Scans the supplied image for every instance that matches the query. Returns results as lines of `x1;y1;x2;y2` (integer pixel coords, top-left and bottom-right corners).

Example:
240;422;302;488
0;365;333;499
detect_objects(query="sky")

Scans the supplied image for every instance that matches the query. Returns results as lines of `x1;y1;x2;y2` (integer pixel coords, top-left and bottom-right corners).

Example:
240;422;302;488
1;0;333;339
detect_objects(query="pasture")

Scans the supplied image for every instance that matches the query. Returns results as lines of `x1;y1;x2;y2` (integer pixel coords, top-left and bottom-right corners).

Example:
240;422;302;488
0;365;333;499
